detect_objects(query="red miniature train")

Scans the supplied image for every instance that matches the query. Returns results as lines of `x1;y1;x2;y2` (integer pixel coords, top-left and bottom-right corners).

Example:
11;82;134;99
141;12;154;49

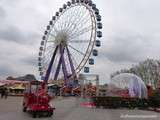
22;81;55;118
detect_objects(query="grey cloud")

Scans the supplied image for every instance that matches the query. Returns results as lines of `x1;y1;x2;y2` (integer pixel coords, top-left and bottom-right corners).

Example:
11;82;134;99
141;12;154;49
0;0;160;84
0;6;6;18
102;32;149;63
0;26;40;45
0;64;15;78
0;26;22;42
21;55;38;67
0;39;38;78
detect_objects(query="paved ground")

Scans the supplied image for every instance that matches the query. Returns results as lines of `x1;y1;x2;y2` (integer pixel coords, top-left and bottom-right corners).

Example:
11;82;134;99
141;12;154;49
0;96;159;120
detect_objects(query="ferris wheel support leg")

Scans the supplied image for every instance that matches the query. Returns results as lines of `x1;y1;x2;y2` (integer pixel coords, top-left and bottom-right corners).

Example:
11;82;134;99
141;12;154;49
66;46;77;79
44;46;58;83
54;56;62;81
60;45;68;86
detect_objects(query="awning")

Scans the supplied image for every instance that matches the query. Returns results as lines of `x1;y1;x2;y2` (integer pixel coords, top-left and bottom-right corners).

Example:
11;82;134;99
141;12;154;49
0;83;6;86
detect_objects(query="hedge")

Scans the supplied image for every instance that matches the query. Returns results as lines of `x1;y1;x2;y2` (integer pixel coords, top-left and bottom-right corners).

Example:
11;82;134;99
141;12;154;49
91;96;160;109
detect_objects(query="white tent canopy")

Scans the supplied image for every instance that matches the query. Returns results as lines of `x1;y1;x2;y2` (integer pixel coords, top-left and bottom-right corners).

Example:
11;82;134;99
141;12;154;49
109;73;148;98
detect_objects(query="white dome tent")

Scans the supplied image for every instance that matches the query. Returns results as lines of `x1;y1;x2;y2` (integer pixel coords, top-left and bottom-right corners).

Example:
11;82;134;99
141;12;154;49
109;73;148;98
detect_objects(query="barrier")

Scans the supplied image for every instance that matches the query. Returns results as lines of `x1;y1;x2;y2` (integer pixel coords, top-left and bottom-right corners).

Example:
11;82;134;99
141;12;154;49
92;96;160;109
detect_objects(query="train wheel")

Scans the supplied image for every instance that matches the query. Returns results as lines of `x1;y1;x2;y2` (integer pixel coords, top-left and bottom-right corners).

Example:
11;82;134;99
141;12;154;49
32;112;37;118
23;107;27;112
47;112;53;117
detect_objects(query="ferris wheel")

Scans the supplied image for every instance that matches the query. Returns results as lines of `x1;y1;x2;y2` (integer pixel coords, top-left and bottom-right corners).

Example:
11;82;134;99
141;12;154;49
38;0;102;85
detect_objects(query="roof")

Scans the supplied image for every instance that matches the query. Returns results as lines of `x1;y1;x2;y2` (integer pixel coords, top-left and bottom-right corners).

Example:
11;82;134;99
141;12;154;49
0;80;29;84
0;83;6;86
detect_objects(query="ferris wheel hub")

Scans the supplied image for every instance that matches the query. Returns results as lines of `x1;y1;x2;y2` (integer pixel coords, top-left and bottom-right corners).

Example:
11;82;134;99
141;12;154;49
55;31;69;46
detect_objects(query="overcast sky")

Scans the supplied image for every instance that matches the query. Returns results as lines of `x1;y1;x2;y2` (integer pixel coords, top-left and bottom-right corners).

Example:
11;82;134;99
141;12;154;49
0;0;160;84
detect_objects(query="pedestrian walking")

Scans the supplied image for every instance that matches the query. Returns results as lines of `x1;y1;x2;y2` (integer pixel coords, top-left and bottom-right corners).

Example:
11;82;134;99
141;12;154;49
4;87;8;99
1;87;5;98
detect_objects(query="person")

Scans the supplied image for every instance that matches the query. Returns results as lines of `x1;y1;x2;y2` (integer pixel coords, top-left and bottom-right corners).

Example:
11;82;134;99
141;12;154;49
1;87;5;98
4;87;8;99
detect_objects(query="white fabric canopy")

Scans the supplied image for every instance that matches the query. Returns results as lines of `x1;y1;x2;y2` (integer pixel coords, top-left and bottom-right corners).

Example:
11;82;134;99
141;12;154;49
109;73;148;98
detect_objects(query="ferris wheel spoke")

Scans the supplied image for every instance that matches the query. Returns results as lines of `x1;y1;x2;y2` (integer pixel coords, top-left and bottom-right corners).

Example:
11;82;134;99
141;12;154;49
61;9;71;30
44;56;52;63
66;46;77;74
58;15;65;31
63;6;82;32
66;6;85;32
58;18;64;31
43;49;53;59
70;53;78;68
43;48;56;63
55;12;64;31
68;44;85;56
44;53;52;62
67;23;77;35
69;13;92;35
76;6;88;23
47;34;56;43
51;25;58;34
67;46;82;70
62;7;77;31
47;38;55;43
69;25;93;39
66;7;88;34
68;8;85;29
75;15;90;30
49;32;56;38
69;40;90;43
65;21;77;34
59;16;67;31
43;55;52;65
63;14;71;31
68;48;80;69
45;45;55;51
70;26;92;38
59;11;66;31
72;12;90;31
72;7;89;25
64;9;78;31
69;13;91;36
47;41;54;42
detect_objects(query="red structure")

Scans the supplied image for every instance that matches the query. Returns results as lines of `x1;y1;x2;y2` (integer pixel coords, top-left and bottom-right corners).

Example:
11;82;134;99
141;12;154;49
147;85;153;97
23;81;55;118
